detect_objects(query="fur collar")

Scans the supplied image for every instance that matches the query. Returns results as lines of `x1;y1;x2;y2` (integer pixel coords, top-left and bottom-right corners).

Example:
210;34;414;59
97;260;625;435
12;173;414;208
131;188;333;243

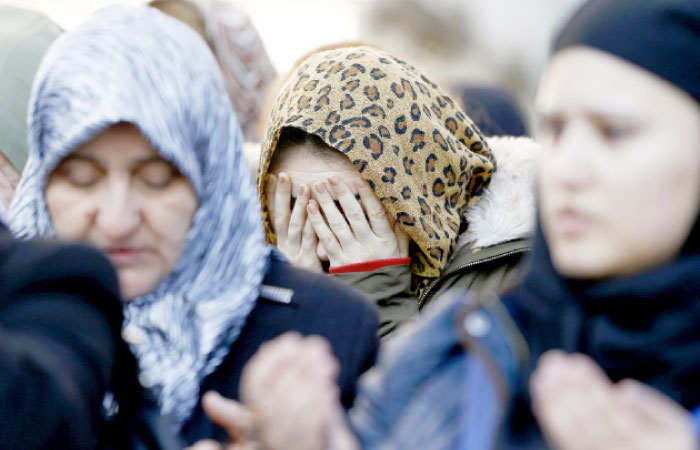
456;136;541;251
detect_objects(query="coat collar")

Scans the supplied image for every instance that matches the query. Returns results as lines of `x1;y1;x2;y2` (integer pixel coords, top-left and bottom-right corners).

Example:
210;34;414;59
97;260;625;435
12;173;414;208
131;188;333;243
456;136;541;252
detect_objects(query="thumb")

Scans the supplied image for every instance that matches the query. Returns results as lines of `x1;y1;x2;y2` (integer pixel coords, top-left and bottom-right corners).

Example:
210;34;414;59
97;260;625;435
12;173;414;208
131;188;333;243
202;391;259;440
615;379;692;427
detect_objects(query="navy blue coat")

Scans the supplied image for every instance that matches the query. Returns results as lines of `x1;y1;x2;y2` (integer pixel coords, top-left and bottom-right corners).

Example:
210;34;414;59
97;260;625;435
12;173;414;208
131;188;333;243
182;255;380;444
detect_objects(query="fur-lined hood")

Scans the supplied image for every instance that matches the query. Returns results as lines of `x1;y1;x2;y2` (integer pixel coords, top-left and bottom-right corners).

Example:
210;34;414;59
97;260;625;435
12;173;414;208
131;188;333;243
456;135;541;252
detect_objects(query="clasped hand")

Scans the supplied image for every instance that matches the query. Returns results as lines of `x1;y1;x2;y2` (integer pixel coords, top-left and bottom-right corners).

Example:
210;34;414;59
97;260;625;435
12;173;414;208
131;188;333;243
530;351;697;450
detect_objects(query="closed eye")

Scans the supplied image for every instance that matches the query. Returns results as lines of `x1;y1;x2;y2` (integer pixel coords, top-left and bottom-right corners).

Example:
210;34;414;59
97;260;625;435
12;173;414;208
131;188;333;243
134;159;181;189
51;156;103;188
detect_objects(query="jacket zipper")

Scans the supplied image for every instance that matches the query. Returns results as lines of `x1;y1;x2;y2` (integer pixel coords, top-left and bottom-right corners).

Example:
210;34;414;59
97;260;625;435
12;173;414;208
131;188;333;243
418;247;531;309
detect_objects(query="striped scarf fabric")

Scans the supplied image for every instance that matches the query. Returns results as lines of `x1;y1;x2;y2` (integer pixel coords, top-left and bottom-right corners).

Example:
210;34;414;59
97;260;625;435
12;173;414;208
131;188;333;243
10;5;270;429
187;0;277;142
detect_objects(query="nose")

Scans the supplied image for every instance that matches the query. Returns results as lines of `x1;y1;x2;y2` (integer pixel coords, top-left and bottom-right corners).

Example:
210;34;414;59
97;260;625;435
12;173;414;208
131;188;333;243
95;178;141;242
551;121;595;190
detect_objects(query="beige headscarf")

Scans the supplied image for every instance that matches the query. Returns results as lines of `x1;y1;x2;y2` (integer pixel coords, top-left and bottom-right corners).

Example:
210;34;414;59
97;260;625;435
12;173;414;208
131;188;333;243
259;46;495;288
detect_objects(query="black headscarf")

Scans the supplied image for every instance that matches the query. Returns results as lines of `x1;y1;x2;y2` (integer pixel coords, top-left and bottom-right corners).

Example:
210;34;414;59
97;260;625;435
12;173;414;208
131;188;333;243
554;0;700;104
497;0;700;447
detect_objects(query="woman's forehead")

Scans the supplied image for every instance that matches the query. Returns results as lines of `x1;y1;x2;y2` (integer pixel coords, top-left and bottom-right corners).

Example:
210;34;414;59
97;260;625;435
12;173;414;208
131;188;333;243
272;142;352;170
537;47;682;120
71;124;161;162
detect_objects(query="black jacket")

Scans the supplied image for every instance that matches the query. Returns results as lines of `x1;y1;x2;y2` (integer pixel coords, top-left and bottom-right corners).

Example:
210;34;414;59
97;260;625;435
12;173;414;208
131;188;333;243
0;231;123;450
182;255;380;444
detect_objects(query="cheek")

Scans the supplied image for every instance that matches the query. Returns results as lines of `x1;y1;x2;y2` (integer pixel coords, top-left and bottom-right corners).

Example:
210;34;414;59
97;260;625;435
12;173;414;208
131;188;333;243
44;182;94;239
143;183;198;261
612;156;700;261
610;131;699;230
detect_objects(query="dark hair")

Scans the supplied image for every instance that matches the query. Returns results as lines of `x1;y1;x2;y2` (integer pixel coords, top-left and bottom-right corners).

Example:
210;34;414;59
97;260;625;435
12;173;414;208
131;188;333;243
271;127;344;168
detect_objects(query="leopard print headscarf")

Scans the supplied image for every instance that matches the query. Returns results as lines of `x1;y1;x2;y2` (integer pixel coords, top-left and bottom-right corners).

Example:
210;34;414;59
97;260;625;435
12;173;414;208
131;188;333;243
258;46;494;286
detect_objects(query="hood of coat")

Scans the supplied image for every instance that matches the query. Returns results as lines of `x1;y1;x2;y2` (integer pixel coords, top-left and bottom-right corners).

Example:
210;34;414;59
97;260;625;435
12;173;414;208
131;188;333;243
456;136;540;251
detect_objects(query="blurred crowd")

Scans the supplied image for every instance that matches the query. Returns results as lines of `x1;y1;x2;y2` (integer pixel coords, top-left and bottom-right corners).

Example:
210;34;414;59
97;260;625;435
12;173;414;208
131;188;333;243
0;0;698;449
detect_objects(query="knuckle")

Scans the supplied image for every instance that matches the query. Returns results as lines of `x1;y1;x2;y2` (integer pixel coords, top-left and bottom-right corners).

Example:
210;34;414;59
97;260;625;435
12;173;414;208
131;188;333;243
328;218;347;230
347;210;365;222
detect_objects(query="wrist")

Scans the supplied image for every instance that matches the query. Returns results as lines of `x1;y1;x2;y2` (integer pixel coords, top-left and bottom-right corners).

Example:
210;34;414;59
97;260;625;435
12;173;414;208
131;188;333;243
329;257;411;274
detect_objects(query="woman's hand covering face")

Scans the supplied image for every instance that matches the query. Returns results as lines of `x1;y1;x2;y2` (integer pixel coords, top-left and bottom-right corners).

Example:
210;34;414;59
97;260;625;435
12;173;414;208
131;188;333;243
268;171;409;271
267;173;322;272
530;351;698;450
306;176;409;268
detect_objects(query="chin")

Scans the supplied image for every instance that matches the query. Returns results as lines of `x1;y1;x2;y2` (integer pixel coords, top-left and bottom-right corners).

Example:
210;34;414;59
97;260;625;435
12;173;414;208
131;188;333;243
118;271;159;301
549;243;610;279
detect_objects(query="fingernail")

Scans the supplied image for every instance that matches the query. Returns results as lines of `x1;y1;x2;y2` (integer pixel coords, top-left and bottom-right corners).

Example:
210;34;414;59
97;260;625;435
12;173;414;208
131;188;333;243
329;176;340;187
279;173;289;184
299;184;308;197
314;182;326;194
308;201;319;214
354;179;365;189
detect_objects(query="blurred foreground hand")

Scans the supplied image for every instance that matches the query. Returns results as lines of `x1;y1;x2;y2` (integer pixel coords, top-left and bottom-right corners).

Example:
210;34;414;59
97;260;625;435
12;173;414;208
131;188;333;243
189;333;359;450
530;350;697;450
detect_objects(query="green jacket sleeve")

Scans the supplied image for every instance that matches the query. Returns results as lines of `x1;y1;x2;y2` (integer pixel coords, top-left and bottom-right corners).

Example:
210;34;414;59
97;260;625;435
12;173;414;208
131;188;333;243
334;264;417;338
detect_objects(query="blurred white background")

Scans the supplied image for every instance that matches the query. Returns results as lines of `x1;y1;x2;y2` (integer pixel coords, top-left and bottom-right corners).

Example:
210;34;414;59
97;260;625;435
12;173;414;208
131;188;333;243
5;0;586;121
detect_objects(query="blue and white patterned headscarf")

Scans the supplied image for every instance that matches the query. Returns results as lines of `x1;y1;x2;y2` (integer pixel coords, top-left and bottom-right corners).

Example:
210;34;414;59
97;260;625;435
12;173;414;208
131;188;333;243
10;4;270;429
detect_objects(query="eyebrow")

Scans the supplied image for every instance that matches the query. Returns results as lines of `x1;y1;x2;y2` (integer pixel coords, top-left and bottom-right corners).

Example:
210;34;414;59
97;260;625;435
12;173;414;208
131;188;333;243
61;154;172;171
538;106;642;123
131;156;173;170
60;154;101;165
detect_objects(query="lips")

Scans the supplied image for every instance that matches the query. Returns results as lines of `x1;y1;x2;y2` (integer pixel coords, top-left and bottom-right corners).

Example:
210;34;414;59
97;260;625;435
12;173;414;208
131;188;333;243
555;209;591;237
106;247;146;266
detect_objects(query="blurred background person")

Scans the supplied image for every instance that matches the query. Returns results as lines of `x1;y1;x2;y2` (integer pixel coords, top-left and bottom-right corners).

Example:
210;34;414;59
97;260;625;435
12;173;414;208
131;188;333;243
449;83;529;137
10;5;377;445
517;0;700;446
149;0;276;143
0;4;61;218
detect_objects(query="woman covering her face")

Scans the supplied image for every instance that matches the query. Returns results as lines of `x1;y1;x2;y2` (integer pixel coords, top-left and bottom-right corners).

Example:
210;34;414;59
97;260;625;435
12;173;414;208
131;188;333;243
210;1;700;449
9;5;378;444
258;46;541;337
